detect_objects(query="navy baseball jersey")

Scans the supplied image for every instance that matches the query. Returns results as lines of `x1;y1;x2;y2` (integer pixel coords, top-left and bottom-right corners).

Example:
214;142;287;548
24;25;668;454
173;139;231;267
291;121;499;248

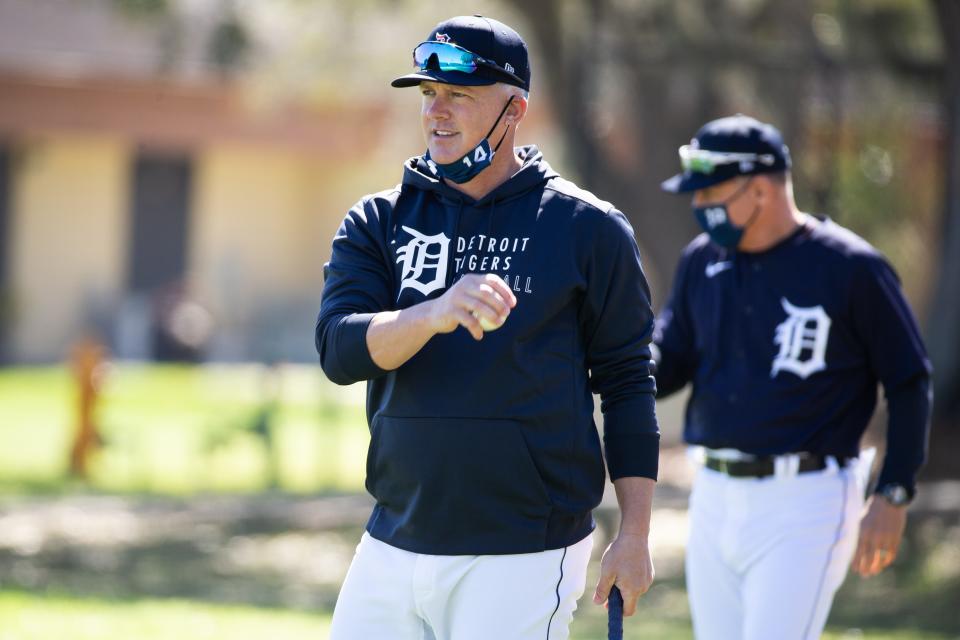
654;215;931;489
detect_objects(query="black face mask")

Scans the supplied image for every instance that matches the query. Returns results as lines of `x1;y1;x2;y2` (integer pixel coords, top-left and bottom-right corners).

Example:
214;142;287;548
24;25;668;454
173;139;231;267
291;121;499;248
693;178;760;249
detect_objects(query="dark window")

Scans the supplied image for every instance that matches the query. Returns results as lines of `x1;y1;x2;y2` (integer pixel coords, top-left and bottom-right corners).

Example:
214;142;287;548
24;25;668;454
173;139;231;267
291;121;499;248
127;152;199;361
127;152;192;293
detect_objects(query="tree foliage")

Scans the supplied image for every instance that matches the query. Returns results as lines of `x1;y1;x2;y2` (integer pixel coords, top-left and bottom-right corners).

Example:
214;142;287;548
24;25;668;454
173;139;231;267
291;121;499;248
506;0;959;427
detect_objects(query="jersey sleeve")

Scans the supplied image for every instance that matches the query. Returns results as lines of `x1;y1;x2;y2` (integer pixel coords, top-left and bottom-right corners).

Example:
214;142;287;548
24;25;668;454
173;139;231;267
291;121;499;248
577;208;660;481
878;375;932;494
652;246;700;397
315;197;394;385
850;255;933;492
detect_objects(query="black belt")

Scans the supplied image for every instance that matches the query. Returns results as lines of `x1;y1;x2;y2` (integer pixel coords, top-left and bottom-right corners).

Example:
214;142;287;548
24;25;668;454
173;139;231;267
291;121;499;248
704;454;848;478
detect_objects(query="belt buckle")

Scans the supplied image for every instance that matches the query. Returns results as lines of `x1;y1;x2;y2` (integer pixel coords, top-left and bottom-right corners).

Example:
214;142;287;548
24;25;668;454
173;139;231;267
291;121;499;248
773;454;802;478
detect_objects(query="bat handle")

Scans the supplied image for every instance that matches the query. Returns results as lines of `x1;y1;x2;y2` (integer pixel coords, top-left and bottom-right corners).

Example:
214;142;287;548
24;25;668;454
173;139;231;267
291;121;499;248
608;585;624;640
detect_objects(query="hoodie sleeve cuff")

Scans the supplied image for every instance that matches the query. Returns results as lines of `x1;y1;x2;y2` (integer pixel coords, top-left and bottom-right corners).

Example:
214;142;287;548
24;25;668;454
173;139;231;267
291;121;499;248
604;432;660;481
330;313;389;384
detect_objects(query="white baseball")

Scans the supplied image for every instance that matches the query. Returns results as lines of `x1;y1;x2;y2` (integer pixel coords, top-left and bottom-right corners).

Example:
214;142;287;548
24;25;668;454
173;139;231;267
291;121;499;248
473;310;505;332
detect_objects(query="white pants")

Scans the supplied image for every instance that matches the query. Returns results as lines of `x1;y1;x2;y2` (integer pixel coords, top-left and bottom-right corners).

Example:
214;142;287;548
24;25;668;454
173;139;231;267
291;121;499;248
686;457;867;640
330;532;594;640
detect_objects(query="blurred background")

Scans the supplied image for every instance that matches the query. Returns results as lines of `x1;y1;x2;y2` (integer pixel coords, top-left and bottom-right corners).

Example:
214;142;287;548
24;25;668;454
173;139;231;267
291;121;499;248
0;0;957;638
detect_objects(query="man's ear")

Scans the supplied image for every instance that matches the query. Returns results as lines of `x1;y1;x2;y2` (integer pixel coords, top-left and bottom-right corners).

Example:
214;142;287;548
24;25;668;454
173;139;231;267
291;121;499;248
506;94;528;125
754;176;772;202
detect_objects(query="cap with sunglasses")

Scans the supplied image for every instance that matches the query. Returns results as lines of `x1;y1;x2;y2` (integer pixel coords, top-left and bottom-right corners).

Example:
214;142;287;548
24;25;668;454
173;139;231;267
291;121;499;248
392;15;530;91
661;114;792;193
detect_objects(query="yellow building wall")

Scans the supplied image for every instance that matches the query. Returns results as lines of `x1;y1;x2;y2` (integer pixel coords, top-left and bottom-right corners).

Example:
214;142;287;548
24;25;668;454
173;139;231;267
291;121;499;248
189;145;404;360
9;135;128;362
3;134;404;362
190;146;318;321
303;154;406;269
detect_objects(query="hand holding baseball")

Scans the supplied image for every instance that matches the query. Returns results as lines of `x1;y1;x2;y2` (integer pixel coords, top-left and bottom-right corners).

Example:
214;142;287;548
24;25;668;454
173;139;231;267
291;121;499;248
426;273;516;340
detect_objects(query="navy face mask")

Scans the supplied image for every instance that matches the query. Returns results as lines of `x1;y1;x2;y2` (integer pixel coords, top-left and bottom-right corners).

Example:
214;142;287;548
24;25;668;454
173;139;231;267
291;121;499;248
693;178;760;249
425;96;514;184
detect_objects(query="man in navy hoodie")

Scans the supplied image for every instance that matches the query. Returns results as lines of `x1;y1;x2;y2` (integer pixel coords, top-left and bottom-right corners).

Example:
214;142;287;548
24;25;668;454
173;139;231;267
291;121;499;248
316;15;660;640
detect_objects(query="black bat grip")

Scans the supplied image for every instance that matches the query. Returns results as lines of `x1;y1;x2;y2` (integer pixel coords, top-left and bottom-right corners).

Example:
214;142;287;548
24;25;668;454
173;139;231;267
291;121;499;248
608;585;624;640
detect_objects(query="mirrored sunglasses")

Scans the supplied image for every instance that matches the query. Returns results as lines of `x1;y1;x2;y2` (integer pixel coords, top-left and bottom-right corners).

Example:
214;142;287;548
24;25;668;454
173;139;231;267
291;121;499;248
412;41;523;86
679;145;776;174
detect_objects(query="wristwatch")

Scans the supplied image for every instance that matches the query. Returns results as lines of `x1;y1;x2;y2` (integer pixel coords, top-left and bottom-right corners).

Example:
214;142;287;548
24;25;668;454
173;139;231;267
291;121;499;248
877;483;913;507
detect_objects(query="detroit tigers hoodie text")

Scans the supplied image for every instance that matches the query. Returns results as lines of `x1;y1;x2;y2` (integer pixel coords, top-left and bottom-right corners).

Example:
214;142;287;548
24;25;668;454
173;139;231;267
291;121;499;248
316;146;659;555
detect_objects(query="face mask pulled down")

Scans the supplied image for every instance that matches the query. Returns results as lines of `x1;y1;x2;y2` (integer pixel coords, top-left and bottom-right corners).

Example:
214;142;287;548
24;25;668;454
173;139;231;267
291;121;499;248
425;97;514;184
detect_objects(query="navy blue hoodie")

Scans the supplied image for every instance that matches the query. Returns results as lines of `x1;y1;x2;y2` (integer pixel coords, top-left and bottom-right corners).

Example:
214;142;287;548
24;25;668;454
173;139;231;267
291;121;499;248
316;146;659;555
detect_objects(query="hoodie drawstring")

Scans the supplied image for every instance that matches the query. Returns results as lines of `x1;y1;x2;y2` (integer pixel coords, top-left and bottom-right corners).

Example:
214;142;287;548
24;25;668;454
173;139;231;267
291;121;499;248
446;198;465;288
486;197;497;247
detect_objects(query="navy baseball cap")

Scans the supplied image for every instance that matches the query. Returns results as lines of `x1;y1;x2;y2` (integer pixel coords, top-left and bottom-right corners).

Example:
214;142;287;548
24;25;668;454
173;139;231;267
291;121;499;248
391;15;531;91
661;114;792;193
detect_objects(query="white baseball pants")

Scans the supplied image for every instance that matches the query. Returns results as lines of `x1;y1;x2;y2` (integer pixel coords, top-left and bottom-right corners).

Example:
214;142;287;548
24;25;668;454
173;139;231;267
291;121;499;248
330;531;594;640
686;455;868;640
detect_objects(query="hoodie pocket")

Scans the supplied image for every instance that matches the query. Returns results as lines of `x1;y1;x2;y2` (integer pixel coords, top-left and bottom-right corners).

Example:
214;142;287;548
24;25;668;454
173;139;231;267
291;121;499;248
366;415;553;553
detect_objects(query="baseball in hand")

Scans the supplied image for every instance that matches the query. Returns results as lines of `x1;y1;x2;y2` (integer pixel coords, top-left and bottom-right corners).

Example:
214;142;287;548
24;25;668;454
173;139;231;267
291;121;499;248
473;310;505;332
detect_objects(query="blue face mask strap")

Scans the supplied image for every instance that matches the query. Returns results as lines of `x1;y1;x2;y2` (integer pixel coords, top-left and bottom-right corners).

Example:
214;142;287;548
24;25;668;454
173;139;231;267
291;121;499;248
732;178;762;231
720;176;754;207
486;96;515;155
742;200;762;229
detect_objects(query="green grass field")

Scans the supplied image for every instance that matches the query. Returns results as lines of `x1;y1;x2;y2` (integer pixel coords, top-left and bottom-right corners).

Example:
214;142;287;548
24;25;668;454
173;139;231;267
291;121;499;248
0;591;331;640
0;364;369;494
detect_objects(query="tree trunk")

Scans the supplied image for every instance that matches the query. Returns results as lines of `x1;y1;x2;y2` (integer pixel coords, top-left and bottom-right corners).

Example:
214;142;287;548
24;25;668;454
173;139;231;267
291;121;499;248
508;0;708;300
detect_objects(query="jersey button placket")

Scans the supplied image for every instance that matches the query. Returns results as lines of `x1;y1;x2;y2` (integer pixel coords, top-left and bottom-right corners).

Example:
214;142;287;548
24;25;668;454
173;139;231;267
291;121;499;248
739;261;757;359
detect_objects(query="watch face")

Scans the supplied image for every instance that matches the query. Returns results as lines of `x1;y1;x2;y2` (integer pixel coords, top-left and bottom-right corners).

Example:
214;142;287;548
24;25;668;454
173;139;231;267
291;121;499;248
883;485;909;505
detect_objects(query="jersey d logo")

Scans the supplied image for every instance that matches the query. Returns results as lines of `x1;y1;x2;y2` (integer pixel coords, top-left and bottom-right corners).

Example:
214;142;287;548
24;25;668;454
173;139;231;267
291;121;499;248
396;225;450;298
771;298;832;379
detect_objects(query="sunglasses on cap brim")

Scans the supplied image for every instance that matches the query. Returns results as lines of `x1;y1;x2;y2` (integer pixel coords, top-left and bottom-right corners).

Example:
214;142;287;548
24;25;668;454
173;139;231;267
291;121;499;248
412;41;524;86
679;145;776;175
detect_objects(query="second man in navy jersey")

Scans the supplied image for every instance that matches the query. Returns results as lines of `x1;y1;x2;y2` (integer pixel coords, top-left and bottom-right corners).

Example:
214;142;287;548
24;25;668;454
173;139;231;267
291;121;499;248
655;114;932;640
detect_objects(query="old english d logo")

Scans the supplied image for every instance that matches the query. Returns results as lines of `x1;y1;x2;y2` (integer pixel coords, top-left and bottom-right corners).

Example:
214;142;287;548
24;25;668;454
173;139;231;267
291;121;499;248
771;298;832;379
396;225;450;297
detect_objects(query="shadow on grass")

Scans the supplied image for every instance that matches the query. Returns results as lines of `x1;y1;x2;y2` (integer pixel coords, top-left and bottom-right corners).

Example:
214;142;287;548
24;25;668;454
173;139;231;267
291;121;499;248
0;493;957;639
0;493;373;613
